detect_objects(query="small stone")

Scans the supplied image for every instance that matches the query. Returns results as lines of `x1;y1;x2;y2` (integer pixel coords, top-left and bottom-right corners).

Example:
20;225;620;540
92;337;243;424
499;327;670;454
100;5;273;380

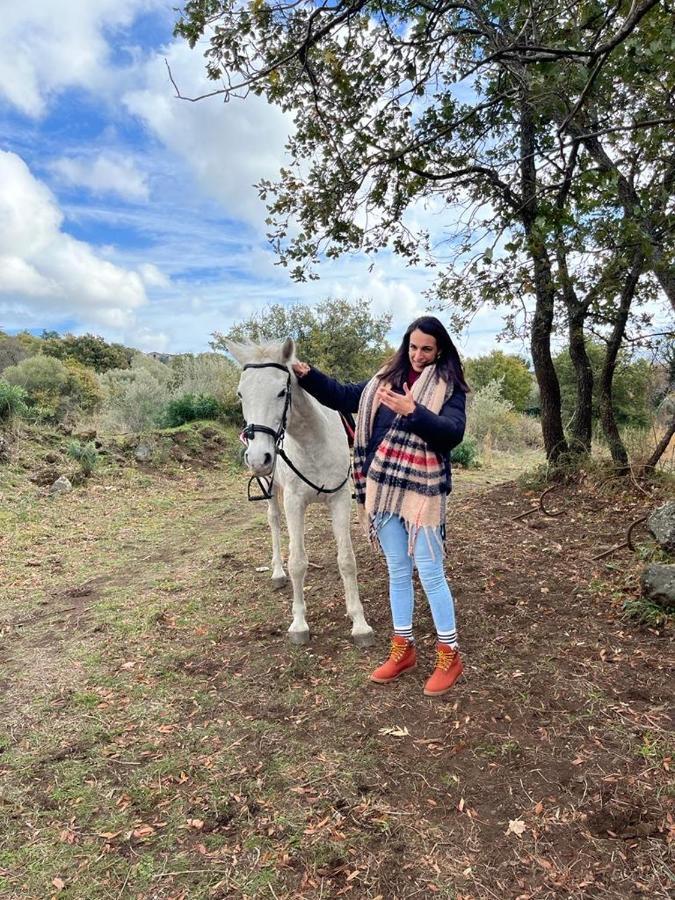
49;475;73;495
134;444;153;462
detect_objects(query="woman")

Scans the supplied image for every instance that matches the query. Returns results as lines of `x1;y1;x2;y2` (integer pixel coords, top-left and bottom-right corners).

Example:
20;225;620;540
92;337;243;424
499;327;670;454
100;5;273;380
292;316;468;697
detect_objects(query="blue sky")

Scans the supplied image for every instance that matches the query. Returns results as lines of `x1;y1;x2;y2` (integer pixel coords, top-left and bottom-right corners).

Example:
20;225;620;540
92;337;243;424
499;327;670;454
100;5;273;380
0;1;520;357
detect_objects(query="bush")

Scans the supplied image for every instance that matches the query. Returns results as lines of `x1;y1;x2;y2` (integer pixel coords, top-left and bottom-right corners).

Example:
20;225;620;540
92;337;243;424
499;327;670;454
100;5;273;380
451;437;480;468
3;355;71;421
98;356;174;433
67;440;99;476
3;355;69;396
0;381;28;421
161;393;223;427
64;360;104;414
467;379;521;448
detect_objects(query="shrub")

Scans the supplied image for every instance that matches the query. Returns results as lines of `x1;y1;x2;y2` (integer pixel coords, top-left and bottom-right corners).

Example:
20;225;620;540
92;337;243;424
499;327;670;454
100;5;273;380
67;440;99;476
64;360;104;414
0;381;28;421
467;379;521;449
451;437;480;468
161;393;223;427
2;355;71;421
3;355;69;396
98;356;174;433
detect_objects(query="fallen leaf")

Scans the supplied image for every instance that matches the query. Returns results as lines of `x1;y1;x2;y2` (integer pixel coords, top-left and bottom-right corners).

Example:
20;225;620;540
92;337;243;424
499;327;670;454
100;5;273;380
507;818;527;836
378;725;409;738
187;818;205;830
52;878;65;891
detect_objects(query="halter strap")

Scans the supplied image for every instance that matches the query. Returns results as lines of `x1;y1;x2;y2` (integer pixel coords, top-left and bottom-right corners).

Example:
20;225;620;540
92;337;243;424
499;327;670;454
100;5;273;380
238;361;350;500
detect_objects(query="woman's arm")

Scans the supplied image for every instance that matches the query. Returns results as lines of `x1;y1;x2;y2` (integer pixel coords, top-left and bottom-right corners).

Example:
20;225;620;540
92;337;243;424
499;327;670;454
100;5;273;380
406;388;466;453
293;363;368;414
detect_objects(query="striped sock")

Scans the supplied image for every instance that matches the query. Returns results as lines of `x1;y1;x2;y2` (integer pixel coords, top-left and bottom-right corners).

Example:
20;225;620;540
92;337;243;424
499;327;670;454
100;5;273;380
394;625;414;642
437;629;458;649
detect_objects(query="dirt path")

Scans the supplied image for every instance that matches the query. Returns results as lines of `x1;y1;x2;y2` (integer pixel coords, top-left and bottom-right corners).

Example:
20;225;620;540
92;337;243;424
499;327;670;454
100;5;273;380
0;462;672;899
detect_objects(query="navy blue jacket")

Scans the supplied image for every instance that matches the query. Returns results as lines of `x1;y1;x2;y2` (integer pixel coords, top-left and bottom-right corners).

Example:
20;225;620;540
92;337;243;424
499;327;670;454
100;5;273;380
298;367;466;485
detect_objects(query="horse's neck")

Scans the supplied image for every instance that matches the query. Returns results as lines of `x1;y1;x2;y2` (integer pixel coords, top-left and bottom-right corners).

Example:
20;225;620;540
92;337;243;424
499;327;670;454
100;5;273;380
286;382;332;447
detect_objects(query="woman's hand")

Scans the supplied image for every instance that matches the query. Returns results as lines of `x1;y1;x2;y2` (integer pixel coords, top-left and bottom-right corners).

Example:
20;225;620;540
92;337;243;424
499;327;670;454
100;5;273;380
292;361;310;378
376;383;416;416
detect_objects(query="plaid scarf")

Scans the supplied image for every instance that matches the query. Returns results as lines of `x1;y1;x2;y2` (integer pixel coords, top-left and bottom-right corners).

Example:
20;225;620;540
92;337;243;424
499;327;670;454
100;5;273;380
353;363;452;553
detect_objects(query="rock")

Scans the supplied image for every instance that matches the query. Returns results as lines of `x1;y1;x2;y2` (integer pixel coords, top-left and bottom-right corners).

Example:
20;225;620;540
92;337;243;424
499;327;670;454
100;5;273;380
641;563;675;611
49;475;73;495
647;502;675;553
134;443;153;462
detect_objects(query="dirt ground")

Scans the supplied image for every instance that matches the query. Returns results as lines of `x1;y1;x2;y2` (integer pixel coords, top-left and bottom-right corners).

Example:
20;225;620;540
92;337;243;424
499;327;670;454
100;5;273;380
0;441;673;899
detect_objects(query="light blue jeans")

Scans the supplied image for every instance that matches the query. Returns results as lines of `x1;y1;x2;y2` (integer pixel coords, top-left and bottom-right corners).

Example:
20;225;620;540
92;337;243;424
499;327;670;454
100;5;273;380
375;514;457;645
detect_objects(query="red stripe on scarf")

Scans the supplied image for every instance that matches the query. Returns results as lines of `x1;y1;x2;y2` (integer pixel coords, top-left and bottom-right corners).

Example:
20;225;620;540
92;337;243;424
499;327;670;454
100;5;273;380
379;443;443;468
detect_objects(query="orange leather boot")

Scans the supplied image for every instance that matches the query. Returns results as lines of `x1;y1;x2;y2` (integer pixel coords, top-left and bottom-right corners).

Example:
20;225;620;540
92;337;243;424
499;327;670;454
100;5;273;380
370;636;417;684
423;643;463;696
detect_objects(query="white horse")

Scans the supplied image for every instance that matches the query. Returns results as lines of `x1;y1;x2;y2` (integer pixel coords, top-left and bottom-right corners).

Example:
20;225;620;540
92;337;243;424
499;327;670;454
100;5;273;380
226;337;374;647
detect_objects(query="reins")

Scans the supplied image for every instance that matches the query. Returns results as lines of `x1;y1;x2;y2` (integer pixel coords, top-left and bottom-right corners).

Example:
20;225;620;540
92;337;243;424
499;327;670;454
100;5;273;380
239;362;351;502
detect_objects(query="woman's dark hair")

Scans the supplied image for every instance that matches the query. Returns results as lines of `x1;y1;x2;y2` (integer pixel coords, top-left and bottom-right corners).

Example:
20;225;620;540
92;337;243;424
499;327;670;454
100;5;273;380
379;316;469;392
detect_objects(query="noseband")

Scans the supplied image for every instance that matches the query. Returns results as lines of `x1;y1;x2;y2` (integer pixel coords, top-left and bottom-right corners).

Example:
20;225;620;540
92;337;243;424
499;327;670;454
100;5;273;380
239;362;350;501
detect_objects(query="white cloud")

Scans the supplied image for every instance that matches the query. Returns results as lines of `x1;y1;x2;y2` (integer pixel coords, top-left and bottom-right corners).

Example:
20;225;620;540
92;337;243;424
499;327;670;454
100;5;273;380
138;263;170;288
123;40;291;226
50;152;150;202
0;151;147;329
0;1;163;118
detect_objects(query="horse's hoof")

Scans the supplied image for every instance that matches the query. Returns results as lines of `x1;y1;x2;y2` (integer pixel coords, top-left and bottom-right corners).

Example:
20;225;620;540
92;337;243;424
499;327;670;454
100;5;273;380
352;630;375;649
288;630;310;646
271;575;288;590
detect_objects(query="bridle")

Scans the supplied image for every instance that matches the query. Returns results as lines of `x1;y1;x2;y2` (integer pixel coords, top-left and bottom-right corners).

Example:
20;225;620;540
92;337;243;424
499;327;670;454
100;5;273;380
238;362;351;501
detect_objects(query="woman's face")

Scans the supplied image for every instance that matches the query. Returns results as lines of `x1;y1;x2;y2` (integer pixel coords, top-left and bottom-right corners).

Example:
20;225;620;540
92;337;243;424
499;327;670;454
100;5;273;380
408;328;438;372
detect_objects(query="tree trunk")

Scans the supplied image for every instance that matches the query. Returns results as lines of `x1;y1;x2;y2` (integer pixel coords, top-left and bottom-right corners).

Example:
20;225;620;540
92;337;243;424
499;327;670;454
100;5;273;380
568;309;594;453
520;100;568;463
555;239;593;453
598;252;643;468
641;412;675;472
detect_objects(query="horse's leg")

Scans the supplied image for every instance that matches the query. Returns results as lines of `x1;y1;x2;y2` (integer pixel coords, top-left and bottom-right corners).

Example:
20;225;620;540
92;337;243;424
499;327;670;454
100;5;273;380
268;487;287;590
284;491;310;644
329;491;374;648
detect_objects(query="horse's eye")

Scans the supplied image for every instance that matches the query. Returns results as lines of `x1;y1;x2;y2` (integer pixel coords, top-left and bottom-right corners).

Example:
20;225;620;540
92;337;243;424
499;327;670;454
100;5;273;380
277;389;286;398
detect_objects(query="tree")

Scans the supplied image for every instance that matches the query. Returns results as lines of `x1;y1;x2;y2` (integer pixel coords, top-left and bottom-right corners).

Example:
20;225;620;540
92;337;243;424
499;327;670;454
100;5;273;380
554;341;656;431
41;333;134;373
464;351;532;412
175;1;673;462
213;298;392;382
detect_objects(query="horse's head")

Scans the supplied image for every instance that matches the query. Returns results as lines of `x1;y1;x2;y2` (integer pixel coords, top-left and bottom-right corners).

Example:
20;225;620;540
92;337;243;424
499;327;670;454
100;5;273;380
226;337;295;477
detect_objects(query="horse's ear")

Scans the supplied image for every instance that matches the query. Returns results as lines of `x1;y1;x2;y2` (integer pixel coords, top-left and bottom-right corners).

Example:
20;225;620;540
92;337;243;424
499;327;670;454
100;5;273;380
280;337;295;363
223;340;246;366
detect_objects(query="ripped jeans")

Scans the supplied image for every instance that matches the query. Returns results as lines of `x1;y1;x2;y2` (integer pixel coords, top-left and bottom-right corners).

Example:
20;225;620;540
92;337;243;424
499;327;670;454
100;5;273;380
375;514;458;646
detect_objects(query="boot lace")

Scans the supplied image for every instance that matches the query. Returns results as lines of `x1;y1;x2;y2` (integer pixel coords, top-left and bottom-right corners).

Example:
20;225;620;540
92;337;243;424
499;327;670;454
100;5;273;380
390;639;409;662
435;647;457;672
